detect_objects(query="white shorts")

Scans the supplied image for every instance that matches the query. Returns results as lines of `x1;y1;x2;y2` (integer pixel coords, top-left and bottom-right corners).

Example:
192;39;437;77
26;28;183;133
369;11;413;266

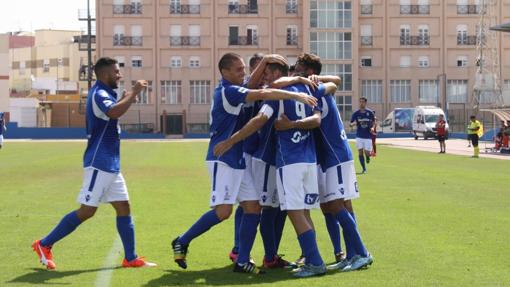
238;153;259;203
356;137;373;152
77;167;129;207
0;134;3;145
318;161;360;203
252;158;279;208
276;163;320;211
207;161;243;207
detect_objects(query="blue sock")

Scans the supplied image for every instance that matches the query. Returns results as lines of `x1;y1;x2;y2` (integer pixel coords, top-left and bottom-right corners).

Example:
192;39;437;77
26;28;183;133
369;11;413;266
349;211;356;223
233;206;244;253
274;208;287;253
237;213;260;264
297;230;323;266
179;209;222;245
116;216;137;261
40;211;81;246
359;155;366;171
324;213;342;255
336;209;368;258
260;207;278;261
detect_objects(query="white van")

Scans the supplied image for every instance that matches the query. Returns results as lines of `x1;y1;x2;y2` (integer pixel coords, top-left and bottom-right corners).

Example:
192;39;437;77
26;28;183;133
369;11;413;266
380;108;414;134
412;106;448;140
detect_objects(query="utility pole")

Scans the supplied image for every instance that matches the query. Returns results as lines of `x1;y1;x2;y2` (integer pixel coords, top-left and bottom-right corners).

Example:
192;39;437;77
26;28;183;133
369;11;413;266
87;0;92;90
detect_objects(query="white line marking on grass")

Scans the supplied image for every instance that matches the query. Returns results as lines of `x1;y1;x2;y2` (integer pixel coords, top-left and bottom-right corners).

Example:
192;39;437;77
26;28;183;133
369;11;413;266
94;236;122;287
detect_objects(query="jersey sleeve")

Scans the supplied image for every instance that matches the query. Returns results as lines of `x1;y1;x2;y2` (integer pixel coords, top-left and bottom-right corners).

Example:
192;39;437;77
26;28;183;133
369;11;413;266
94;90;115;114
313;83;327;100
264;100;280;119
259;103;275;119
224;85;249;106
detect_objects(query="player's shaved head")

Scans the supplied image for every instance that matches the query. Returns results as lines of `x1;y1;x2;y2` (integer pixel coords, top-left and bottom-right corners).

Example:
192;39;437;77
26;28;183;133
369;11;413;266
218;53;243;73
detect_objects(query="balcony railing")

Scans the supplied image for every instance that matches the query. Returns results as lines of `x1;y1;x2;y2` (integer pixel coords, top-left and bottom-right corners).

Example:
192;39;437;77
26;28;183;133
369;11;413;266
400;4;429;15
78;65;95;81
361;36;373;46
286;35;298;45
360;4;372;15
170;4;200;14
229;35;258;46
400;35;430;46
113;35;143;46
286;2;297;14
74;35;96;51
457;4;479;15
170;36;200;46
457;35;477;45
113;3;142;15
228;4;258;14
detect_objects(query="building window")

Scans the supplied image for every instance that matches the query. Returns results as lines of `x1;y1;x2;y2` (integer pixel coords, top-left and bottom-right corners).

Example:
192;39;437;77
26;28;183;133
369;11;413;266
190;80;211;104
400;56;411;68
336;95;352;122
189;56;200;68
286;0;298;13
171;56;182;68
447;79;468;103
130;25;143;46
360;56;372;67
504;79;510;90
457;24;468;45
361;80;383;103
286;25;298;45
115;56;125;67
161;80;182;104
360;25;372;46
19;61;26;75
130;0;142;14
418;56;429;68
457;55;468;67
310;0;352;29
419;80;438;103
115;80;125;95
400;25;410;45
246;25;258;45
131;56;142;68
360;0;372;15
43;59;50;72
390;80;411;103
113;25;125;46
323;64;352;91
132;80;152;104
418;25;429;45
310;32;351;60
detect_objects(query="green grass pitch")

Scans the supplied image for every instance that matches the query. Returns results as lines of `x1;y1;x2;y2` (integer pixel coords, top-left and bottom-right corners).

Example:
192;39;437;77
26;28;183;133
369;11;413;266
0;141;508;286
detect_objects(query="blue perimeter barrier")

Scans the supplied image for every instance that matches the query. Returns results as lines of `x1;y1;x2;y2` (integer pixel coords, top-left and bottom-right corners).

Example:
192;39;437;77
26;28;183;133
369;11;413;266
4;122;496;141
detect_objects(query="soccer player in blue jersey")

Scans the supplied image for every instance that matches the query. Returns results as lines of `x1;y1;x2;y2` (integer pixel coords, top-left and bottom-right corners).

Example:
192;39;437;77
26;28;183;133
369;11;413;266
215;62;320;270
171;53;317;274
229;53;264;263
350;97;376;174
0;112;6;149
294;53;373;271
32;57;156;270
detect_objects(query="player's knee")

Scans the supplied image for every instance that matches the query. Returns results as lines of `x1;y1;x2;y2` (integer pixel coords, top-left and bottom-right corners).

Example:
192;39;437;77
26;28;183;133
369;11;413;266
76;206;97;221
215;205;233;221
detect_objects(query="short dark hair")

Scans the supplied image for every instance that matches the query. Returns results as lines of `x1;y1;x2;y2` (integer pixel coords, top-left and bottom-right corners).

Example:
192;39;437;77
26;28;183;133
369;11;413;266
266;62;289;77
360;97;368;103
94;57;118;78
249;53;264;69
218;52;243;73
289;64;296;73
296;53;322;75
470;115;476;119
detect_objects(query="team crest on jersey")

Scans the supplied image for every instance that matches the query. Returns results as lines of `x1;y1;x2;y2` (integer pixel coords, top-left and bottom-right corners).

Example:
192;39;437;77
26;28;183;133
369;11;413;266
304;194;319;205
339;187;345;195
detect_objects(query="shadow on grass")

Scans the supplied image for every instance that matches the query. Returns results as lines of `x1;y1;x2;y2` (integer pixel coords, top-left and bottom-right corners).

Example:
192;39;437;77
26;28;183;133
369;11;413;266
144;265;335;287
6;267;121;285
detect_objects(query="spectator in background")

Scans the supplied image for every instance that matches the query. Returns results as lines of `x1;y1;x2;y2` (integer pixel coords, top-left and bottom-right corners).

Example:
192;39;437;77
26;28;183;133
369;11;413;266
467;115;481;158
435;114;447;153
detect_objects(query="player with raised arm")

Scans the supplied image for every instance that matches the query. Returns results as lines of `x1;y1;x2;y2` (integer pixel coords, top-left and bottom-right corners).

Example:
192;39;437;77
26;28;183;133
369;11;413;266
171;53;317;274
32;57;156;269
350;97;376;174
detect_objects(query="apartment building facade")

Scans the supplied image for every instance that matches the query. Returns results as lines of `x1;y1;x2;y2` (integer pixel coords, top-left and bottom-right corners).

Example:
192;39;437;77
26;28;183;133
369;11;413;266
0;34;9;115
96;0;510;134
